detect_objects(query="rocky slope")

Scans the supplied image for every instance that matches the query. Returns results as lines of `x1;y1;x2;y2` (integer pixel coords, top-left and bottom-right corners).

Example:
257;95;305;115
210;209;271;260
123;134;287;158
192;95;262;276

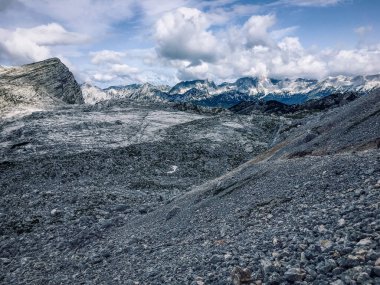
0;59;379;285
82;75;380;107
0;58;83;115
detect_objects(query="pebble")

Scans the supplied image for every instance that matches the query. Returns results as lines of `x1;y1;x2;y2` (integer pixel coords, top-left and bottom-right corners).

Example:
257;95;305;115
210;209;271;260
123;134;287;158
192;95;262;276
356;272;370;282
50;208;62;216
330;280;344;285
166;206;181;221
372;266;380;277
231;267;252;285
357;238;372;246
284;268;306;282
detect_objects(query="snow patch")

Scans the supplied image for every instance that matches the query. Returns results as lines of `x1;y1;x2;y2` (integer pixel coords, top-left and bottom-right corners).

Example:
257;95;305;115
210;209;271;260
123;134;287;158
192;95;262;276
167;165;178;174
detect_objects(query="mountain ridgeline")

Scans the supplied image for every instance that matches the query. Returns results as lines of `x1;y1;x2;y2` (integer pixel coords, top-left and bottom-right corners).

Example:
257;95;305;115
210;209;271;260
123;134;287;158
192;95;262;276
82;74;380;108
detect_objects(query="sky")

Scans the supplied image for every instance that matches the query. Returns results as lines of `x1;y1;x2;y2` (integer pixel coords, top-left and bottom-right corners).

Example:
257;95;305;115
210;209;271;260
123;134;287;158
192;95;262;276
0;0;380;87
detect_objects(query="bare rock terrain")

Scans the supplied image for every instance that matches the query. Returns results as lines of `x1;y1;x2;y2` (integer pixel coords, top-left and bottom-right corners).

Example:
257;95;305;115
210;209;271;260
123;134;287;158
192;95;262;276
0;59;379;284
0;58;83;117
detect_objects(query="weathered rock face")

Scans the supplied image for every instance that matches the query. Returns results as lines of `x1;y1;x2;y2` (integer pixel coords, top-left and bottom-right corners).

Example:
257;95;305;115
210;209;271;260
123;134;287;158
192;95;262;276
0;58;83;111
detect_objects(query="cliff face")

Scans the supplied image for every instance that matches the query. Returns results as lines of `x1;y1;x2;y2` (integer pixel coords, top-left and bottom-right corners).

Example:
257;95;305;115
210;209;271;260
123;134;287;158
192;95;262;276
0;58;83;111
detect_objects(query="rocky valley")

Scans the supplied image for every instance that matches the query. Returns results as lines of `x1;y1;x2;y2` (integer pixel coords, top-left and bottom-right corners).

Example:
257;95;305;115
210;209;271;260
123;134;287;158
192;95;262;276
0;58;379;285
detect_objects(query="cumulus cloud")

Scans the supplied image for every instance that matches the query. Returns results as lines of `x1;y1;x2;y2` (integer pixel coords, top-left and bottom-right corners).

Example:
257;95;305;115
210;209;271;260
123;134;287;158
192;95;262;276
110;64;139;75
155;7;219;64
243;14;276;47
154;10;380;82
90;50;127;65
0;23;89;64
1;0;379;86
87;62;139;84
177;61;209;80
326;48;380;75
92;73;115;82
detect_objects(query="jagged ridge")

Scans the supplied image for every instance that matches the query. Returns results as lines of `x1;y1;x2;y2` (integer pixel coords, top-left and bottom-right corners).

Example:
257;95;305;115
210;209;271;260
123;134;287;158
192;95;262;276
0;58;83;112
82;75;380;107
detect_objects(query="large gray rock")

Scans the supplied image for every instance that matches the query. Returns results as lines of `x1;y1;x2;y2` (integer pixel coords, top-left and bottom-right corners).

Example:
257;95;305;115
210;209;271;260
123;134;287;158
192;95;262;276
0;58;83;111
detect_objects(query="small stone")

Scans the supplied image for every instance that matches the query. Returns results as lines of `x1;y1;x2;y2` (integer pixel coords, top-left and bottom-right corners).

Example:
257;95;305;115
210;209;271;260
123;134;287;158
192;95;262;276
0;258;11;264
50;208;62;216
354;189;366;197
338;218;345;227
267;272;281;285
300;252;307;263
209;255;223;264
231;267;252;285
261;259;274;275
332;267;344;275
372;266;380;277
316;259;336;273
166;206;180;221
375;258;380;266
357;238;372;246
138;208;148;214
330;280;344;285
339;255;362;268
319;239;333;251
356;272;370;283
318;225;327;233
284;268;306;282
224;252;232;260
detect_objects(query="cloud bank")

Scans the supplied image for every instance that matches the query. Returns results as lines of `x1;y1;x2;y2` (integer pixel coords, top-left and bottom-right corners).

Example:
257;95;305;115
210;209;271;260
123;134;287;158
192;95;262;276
0;23;88;64
152;8;380;82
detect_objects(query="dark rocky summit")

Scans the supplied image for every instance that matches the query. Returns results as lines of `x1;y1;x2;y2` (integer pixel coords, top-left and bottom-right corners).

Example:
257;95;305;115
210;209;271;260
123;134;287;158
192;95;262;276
0;59;379;284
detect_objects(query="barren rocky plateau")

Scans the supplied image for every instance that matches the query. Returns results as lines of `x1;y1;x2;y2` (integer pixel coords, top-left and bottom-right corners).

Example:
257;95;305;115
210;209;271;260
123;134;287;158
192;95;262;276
0;58;379;285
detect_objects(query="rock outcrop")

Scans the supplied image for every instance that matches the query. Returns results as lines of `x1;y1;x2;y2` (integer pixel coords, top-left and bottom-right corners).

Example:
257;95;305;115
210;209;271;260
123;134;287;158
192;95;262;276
0;58;83;112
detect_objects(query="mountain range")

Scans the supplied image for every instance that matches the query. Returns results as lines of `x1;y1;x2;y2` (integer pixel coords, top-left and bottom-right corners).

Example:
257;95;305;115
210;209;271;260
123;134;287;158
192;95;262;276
82;75;380;107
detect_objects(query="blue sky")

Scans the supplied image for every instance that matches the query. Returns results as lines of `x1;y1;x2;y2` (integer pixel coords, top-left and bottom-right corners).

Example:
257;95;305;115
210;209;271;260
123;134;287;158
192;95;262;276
0;0;379;86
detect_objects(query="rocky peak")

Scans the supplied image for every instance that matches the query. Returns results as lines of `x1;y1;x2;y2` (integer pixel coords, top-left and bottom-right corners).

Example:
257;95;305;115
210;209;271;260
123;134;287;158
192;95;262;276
0;57;83;112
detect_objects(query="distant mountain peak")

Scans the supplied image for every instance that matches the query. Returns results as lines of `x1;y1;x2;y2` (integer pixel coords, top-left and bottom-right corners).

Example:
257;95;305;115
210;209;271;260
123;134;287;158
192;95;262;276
81;74;380;107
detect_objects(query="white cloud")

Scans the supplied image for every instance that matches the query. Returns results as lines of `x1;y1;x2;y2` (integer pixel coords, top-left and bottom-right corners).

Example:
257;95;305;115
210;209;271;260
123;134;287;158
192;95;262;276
92;73;116;82
17;0;136;35
0;23;88;64
1;1;379;86
326;48;380;75
153;11;380;83
90;50;127;65
243;14;276;47
86;62;139;85
354;25;373;37
273;0;343;7
110;63;139;75
177;61;209;80
155;7;220;63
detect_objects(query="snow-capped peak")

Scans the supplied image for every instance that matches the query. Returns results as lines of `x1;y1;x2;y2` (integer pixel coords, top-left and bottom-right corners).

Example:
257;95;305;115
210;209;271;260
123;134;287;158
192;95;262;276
81;74;380;106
